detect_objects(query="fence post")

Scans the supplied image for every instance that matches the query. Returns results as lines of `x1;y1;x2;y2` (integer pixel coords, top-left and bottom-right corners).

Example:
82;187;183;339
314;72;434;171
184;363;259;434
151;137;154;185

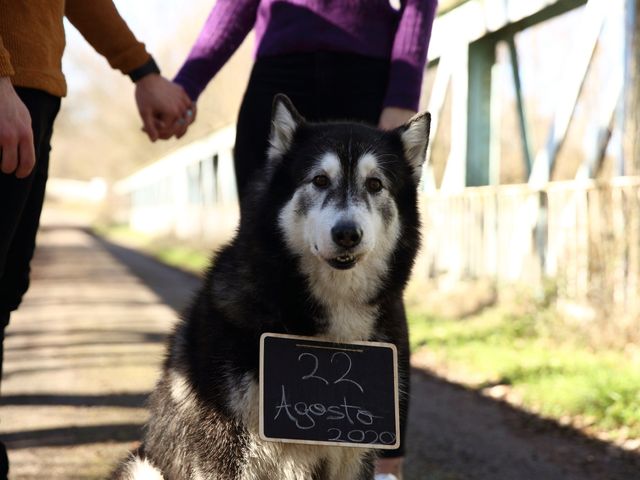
624;0;640;174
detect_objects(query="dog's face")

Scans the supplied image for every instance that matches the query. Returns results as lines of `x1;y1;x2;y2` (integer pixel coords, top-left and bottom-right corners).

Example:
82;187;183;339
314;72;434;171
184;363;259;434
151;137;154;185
269;95;430;277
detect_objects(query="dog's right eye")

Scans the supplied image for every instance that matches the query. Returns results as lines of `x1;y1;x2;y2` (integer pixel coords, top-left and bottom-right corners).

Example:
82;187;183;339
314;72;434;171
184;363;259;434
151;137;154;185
312;175;330;188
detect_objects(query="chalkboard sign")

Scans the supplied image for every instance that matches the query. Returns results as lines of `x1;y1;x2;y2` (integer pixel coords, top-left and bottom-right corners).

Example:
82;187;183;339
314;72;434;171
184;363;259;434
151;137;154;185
259;333;399;449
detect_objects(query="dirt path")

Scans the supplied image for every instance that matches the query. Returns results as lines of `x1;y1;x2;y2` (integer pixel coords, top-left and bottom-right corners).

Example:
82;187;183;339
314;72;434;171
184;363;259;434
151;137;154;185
404;368;639;480
1;219;638;479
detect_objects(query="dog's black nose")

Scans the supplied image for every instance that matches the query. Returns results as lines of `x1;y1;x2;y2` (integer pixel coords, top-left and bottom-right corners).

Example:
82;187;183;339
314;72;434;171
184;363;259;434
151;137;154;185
331;222;363;248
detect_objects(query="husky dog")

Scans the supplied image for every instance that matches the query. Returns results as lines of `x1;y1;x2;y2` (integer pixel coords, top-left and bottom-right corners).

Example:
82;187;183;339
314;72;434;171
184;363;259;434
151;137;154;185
113;95;430;480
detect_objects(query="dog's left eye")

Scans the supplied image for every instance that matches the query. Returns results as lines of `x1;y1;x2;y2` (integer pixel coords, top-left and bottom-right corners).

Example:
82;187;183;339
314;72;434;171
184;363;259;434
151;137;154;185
312;175;330;188
365;178;383;193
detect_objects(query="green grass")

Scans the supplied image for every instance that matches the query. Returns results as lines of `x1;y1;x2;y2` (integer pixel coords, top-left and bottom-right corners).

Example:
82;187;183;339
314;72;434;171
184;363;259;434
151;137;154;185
154;246;210;273
408;307;640;440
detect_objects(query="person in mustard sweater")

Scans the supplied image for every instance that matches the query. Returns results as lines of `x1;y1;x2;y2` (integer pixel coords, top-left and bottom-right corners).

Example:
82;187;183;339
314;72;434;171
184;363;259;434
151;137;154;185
0;2;195;477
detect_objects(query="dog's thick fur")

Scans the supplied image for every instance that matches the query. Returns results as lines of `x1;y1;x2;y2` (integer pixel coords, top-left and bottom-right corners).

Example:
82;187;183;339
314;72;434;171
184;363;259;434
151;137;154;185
112;95;430;480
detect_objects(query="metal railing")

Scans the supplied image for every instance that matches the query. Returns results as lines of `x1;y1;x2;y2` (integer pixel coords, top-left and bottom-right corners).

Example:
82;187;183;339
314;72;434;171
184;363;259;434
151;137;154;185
420;176;640;310
113;126;239;240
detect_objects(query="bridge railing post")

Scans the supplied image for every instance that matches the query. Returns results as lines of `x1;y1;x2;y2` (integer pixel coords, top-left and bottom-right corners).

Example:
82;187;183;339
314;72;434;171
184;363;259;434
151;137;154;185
466;37;497;187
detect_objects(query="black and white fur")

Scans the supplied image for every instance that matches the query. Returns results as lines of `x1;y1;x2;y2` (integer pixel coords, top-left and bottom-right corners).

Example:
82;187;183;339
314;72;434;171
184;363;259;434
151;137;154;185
112;95;430;480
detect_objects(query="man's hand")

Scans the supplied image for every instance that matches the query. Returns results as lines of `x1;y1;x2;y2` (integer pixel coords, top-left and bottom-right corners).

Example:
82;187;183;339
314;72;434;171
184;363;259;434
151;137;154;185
0;77;35;178
135;74;195;141
378;107;416;131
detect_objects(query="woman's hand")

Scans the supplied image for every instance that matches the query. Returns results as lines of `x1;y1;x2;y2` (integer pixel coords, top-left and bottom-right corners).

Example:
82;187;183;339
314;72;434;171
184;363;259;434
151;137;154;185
378;107;416;131
135;74;195;141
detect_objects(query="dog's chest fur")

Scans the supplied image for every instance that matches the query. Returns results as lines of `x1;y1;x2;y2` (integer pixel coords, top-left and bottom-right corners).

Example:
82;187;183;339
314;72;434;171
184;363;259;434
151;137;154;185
226;374;369;480
298;249;388;343
210;254;382;479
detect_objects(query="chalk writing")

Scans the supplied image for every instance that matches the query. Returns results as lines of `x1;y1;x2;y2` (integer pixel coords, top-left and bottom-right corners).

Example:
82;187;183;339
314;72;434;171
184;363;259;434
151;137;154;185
298;351;365;393
327;428;396;445
298;352;329;385
274;385;380;431
261;333;399;448
331;351;365;393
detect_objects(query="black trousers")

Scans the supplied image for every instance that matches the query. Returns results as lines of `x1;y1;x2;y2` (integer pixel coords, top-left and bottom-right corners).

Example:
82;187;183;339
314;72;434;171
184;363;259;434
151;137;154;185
0;87;60;478
234;52;408;458
0;88;60;317
234;52;390;199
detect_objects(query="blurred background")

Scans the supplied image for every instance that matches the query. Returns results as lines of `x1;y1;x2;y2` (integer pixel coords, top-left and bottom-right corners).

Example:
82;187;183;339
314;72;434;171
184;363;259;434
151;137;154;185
3;0;640;479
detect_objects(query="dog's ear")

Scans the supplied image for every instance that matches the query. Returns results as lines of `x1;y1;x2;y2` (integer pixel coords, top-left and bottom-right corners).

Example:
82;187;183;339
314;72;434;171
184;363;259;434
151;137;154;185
268;94;304;160
395;112;431;184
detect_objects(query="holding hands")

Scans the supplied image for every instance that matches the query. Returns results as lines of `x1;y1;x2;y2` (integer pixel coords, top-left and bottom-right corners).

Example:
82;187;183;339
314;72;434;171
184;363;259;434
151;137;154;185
4;70;414;174
135;74;196;142
1;72;196;179
134;76;416;142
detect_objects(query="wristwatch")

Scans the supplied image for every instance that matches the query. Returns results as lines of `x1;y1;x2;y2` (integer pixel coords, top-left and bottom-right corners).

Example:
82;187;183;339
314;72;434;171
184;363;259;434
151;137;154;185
128;56;160;82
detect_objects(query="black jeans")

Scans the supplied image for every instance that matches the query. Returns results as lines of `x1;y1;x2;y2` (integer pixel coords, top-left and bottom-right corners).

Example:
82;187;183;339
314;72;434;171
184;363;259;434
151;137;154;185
234;52;408;458
0;87;60;478
0;88;60;316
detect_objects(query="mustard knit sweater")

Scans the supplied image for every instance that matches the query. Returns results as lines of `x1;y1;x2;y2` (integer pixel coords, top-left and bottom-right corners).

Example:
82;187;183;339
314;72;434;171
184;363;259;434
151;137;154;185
0;0;151;97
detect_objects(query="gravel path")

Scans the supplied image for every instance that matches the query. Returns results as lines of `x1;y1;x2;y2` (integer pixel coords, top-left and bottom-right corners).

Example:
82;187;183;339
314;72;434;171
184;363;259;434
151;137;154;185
1;219;638;479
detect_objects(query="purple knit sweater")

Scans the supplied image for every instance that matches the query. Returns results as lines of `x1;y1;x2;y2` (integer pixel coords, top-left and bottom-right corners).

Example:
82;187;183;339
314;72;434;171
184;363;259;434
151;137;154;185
174;0;437;111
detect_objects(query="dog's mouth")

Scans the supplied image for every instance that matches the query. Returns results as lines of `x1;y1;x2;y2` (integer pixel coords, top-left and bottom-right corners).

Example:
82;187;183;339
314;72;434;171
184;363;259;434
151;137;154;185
326;253;360;270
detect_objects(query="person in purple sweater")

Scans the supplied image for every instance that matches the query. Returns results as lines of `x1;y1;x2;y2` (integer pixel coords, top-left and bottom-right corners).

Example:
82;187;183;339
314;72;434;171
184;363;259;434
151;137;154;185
167;1;438;478
172;0;437;199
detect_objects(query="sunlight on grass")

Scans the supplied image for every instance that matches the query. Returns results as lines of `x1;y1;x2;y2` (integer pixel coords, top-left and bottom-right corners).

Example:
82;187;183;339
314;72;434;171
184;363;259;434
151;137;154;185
155;247;210;273
408;307;640;440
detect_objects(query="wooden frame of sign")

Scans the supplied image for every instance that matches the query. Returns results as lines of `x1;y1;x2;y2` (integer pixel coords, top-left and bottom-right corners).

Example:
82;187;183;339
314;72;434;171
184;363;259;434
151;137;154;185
259;333;400;449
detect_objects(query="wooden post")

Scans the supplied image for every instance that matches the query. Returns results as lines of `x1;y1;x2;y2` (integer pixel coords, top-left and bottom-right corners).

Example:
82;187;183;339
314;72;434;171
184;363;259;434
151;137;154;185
624;0;640;174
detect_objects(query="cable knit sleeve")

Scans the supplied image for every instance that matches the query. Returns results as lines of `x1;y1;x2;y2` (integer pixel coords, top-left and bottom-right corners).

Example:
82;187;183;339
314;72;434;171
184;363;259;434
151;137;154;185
65;0;151;75
174;0;260;102
383;0;438;111
0;35;15;77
